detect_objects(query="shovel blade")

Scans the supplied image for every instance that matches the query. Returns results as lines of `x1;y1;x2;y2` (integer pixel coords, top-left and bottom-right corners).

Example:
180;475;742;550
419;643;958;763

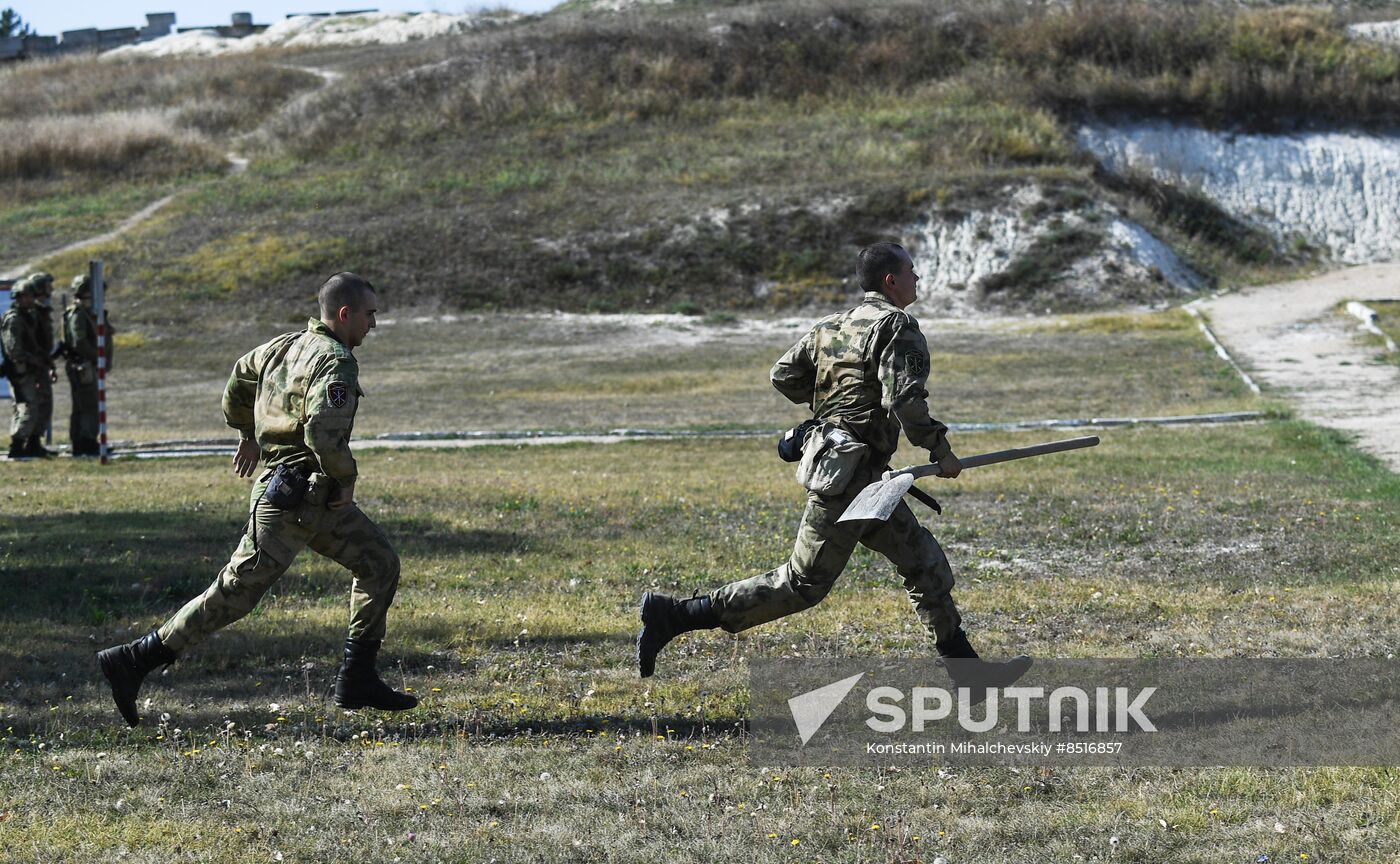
837;474;915;523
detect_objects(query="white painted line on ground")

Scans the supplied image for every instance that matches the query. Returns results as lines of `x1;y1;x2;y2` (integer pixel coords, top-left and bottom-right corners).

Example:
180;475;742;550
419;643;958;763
1184;303;1263;395
6;412;1265;461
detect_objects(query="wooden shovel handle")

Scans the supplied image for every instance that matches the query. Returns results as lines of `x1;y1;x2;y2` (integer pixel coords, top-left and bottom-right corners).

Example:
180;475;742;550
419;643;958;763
889;436;1101;480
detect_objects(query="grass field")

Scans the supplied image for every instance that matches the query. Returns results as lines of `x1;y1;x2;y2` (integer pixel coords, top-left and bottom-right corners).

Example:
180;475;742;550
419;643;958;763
2;419;1399;862
3;307;1397;862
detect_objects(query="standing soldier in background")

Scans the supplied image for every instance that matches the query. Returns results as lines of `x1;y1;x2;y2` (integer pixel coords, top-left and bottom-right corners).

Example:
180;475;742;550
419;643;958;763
26;272;58;457
1;277;55;460
638;243;1030;699
63;275;101;457
97;272;416;726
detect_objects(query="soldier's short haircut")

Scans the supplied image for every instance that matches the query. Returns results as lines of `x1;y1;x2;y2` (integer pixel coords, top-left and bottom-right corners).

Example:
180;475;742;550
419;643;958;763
857;242;908;293
318;272;376;317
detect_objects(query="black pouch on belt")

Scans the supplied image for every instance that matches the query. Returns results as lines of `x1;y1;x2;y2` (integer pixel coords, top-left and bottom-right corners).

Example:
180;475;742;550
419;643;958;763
263;464;309;510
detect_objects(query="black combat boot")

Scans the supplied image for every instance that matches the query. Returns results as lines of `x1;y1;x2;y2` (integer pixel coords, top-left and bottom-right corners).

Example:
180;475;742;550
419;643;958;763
96;630;177;727
333;638;418;711
7;436;28;460
26;436;55;459
936;628;1032;707
637;591;720;678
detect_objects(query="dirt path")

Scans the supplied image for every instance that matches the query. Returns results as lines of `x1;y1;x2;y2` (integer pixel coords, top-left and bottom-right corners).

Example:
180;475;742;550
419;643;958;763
0;194;179;281
1199;263;1400;471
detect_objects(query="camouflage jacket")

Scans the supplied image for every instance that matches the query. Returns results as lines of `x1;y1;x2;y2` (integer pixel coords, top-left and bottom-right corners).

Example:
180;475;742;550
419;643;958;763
223;319;362;485
770;291;952;462
63;302;98;364
34;305;55;357
0;307;46;377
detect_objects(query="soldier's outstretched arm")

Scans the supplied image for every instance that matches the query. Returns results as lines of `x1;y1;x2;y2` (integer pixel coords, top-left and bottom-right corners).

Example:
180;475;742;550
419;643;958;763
770;327;818;406
877;314;955;466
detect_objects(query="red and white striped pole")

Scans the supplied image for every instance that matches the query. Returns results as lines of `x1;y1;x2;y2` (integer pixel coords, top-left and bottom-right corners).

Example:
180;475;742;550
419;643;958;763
91;259;109;465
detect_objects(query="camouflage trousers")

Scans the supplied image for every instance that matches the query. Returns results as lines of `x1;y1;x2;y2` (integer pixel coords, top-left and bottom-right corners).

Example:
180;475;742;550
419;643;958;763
710;461;961;643
158;472;401;655
64;363;98;446
7;374;44;439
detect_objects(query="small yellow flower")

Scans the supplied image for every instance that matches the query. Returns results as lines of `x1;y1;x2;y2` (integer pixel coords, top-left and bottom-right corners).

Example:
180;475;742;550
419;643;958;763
790;838;800;846
870;823;881;830
767;833;777;840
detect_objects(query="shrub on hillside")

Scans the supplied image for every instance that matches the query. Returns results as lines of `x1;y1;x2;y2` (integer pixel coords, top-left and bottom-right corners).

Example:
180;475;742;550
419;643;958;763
0;55;320;136
0;110;225;180
272;0;1400;159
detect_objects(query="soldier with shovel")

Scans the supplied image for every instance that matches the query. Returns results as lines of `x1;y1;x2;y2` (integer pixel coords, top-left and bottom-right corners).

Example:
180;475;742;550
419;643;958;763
639;242;1070;699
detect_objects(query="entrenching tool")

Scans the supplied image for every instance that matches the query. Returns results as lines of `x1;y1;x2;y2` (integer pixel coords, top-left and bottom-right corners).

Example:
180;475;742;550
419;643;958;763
837;436;1100;523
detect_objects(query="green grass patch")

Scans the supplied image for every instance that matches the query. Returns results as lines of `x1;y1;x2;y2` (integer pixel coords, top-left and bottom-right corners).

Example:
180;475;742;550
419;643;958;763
0;181;188;272
1;419;1398;861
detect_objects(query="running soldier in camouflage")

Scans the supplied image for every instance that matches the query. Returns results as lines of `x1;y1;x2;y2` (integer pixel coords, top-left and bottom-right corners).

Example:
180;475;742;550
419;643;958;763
98;272;416;726
1;277;54;460
638;243;1030;699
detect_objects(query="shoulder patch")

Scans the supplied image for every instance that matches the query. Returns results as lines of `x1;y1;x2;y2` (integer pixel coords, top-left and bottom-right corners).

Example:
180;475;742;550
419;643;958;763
326;380;349;409
903;350;929;378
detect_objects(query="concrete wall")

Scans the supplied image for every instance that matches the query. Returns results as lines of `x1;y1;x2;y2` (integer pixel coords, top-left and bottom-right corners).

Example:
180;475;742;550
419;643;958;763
6;10;280;60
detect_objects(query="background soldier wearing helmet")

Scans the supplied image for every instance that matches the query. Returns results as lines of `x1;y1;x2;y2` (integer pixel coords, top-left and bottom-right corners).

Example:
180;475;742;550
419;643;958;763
63;274;101;457
26;272;58;457
1;276;56;459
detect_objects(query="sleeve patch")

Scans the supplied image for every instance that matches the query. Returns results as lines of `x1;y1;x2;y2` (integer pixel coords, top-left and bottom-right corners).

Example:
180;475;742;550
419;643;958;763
903;350;929;377
326;380;349;409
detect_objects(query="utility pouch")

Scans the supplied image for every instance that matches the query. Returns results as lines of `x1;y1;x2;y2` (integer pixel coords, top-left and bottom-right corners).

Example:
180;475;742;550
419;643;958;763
795;423;868;496
777;419;818;463
263;464;309;510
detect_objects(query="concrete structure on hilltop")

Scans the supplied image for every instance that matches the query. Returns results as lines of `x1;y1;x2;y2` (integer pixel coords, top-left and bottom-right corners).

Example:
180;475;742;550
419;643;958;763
0;11;284;61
